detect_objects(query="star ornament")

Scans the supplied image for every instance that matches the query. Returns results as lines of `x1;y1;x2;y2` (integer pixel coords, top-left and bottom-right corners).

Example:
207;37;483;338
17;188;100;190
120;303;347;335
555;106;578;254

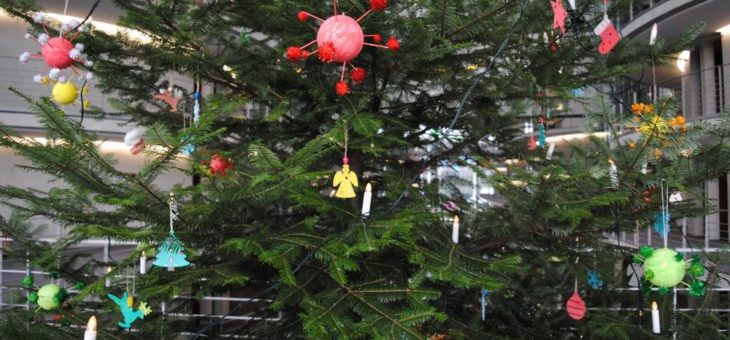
153;89;181;112
139;302;152;316
287;0;399;96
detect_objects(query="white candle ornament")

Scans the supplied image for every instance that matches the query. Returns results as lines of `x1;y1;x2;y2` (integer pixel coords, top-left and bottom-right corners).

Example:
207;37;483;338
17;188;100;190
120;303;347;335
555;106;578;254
651;301;660;334
546;142;556;160
104;266;112;288
361;183;372;217
609;159;619;189
451;215;460;244
84;315;97;340
140;252;147;274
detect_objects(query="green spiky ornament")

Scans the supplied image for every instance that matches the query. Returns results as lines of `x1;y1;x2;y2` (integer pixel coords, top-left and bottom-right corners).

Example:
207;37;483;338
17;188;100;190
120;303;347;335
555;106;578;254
634;246;706;297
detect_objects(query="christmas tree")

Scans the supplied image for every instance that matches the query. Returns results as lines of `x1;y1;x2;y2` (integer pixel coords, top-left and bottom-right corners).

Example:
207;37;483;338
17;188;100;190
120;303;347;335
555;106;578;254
0;0;727;338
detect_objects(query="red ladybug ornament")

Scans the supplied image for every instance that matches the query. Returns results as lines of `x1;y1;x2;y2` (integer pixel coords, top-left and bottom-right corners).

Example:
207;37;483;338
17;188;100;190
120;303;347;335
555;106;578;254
566;292;586;320
209;155;234;176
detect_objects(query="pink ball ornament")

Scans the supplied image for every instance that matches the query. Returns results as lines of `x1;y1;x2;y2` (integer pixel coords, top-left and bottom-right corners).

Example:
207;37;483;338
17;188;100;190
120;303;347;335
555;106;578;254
317;15;364;63
287;1;398;96
42;37;74;69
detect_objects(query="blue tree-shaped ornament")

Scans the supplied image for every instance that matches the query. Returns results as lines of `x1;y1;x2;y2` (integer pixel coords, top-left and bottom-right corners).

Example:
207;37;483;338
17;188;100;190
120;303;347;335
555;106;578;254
153;192;190;268
153;231;190;268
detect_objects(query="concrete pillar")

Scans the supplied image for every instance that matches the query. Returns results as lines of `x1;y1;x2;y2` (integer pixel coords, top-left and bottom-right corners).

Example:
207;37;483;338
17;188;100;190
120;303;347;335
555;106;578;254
721;33;730;112
700;43;717;116
705;179;720;241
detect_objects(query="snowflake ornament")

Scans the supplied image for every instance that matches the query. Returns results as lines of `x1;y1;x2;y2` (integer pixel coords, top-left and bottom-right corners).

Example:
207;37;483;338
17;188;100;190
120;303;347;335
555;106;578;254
587;270;604;289
19;14;94;84
287;0;399;96
653;211;670;237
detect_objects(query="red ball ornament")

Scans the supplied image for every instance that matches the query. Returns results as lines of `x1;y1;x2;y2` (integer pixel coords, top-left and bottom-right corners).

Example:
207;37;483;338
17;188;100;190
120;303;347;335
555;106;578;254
566;292;586;320
286;46;304;62
297;11;308;22
342;156;350;165
335;81;350;96
287;1;398;95
209;155;234;176
350;67;366;84
386;36;400;51
42;37;74;68
370;0;388;11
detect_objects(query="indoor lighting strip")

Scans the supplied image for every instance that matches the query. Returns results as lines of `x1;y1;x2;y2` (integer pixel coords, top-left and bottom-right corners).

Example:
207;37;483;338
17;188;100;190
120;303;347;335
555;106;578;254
4;136;170;154
0;9;152;44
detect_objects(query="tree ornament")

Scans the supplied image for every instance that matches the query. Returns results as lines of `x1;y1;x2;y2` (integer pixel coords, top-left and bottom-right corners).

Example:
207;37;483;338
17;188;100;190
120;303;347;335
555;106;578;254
551;0;568;34
19;14;94;82
538;124;546;147
124;128;145;155
566;291;586;320
451;215;459;244
153;88;181;112
108;292;152;329
28;291;39;303
36;283;68;311
688;256;704;277
653;211;670;237
183;87;202;156
644;248;684;287
333;157;358;199
286;0;398;96
608;159;618;189
50;79;91;107
634;247;706;296
527;135;538;151
208;154;234;176
649;23;658;45
594;16;619;55
22;275;33;288
350;68;366;84
153;193;191;268
335;81;350;96
480;289;489;321
587;271;604;289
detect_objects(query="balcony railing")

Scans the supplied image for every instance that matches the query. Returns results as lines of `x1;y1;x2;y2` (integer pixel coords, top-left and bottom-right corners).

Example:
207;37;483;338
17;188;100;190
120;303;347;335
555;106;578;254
656;63;729;120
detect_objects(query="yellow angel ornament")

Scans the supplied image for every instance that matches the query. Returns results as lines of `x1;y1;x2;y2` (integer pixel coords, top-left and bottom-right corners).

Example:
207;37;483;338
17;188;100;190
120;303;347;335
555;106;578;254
333;157;358;199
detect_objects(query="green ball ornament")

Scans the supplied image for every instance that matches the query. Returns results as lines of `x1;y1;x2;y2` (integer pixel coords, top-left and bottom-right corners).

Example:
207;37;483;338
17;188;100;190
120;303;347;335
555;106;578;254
28;291;38;303
22;275;33;288
37;284;63;310
643;248;685;288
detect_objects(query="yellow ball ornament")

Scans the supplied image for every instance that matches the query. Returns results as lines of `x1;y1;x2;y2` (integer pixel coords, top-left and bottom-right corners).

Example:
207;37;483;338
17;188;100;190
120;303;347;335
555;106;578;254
51;81;78;105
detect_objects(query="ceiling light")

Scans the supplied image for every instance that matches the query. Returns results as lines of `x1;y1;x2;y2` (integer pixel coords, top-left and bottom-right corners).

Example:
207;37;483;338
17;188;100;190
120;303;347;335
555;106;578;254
676;50;690;73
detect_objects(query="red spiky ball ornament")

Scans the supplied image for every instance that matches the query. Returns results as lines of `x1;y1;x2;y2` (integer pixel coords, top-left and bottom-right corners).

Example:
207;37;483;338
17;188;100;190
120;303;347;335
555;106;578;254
208;155;234;176
287;0;399;96
18;14;94;85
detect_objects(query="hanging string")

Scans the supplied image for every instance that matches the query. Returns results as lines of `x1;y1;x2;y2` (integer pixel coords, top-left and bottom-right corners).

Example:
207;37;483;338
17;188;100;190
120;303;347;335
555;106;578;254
343;120;348;158
660;179;669;248
71;0;101;32
169;192;178;233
